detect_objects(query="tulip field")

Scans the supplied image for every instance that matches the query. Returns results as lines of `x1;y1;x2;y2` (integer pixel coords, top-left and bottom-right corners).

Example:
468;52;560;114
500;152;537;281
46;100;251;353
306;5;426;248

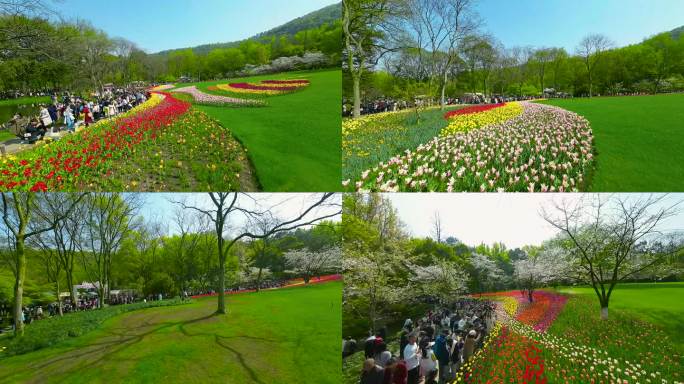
457;284;682;384
0;281;342;384
166;69;341;191
343;93;684;192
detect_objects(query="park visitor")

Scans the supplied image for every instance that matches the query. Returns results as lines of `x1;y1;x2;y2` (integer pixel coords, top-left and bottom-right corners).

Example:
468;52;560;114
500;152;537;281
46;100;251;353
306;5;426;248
360;358;385;384
403;333;421;384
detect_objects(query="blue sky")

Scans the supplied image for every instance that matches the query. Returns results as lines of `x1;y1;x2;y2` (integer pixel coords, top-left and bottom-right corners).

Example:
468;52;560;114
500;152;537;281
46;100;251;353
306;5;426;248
476;0;684;51
56;0;338;53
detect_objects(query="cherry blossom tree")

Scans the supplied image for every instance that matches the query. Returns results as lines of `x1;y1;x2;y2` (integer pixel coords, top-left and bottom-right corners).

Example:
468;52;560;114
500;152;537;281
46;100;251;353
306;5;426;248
284;246;341;283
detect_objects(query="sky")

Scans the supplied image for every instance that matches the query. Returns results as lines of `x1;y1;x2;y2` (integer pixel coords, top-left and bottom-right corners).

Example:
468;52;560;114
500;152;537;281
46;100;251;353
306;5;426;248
53;0;339;52
138;193;341;237
476;0;684;52
387;193;684;249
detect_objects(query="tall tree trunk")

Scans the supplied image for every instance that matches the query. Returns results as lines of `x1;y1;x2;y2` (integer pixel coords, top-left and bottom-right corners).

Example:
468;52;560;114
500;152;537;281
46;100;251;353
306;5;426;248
13;236;26;336
56;280;63;317
353;74;361;118
66;269;76;306
217;256;226;314
588;72;593;98
440;71;448;109
256;267;263;292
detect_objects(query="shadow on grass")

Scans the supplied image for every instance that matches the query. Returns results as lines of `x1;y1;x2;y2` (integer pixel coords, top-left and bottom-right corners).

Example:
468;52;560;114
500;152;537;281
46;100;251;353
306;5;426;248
178;315;277;384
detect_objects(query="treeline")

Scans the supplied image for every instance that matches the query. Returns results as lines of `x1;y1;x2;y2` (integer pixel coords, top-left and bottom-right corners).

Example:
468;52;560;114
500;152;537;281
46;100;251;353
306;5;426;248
0;192;341;335
0;6;341;93
343;0;684;116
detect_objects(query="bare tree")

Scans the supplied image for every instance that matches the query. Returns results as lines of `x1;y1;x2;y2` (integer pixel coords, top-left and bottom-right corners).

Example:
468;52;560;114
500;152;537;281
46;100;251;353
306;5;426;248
402;0;480;108
532;47;555;94
0;192;86;335
168;205;205;296
576;34;613;97
510;46;534;97
541;194;683;319
175;193;341;314
431;210;442;243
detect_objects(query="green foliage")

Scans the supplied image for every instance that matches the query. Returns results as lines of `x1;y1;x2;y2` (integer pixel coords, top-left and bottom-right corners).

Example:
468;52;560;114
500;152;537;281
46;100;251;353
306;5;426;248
0;298;189;358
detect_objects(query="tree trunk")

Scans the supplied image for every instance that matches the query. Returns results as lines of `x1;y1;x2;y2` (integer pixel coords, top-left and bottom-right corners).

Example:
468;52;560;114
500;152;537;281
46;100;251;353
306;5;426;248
56;280;63;317
588;72;593;98
600;306;608;320
13;236;26;336
352;75;361;118
527;290;533;303
256;267;263;293
440;71;448;109
66;269;76;306
217;256;226;314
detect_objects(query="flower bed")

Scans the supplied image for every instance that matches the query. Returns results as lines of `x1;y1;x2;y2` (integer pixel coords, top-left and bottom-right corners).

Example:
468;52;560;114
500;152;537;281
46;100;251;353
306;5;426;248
444;103;505;119
150;84;175;91
0;93;188;191
0;92;255;191
344;102;594;192
217;79;309;95
172;85;263;106
441;102;523;136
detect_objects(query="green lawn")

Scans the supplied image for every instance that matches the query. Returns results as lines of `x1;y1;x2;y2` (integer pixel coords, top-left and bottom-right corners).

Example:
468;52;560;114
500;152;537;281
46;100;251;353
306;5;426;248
0;282;342;384
0;96;51;106
539;94;684;191
170;69;341;192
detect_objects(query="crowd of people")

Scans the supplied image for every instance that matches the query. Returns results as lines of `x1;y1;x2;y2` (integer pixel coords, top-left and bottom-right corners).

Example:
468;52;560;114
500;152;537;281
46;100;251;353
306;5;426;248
341;94;543;117
346;298;497;384
4;88;149;143
228;278;288;292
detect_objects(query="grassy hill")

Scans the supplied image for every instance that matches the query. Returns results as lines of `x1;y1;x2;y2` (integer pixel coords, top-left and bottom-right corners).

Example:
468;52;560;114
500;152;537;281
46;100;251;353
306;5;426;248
0;282;342;384
157;2;341;56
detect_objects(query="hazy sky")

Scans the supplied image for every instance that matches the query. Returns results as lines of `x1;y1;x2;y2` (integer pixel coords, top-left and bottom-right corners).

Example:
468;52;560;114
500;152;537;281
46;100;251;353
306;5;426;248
387;193;684;249
137;193;341;237
476;0;684;51
54;0;339;52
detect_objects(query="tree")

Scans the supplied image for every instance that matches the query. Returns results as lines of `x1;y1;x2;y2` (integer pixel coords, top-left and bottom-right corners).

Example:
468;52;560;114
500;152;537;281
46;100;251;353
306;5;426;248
469;253;504;294
0;192;86;335
576;33;613;97
176;193;340;315
284;246;341;283
410;259;468;304
431;211;443;243
78;193;140;308
513;244;570;302
541;194;683;319
532;47;555;94
343;0;396;118
402;0;480;108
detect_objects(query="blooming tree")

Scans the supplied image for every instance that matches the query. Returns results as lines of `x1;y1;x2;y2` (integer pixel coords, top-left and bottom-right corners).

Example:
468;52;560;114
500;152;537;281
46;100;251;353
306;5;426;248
542;194;684;319
469;252;505;294
410;259;469;304
284;246;341;283
513;244;571;302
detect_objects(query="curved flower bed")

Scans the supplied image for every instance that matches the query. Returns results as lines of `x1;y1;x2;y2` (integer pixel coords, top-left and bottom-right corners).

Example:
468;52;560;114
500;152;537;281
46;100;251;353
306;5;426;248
441;102;523;136
444;103;505;119
0;93;191;191
150;84;175;91
172;85;263;106
218;79;310;95
344;102;594;192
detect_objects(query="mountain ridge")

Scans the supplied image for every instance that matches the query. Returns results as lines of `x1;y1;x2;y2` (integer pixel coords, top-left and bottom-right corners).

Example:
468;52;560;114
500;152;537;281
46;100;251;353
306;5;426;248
154;2;341;56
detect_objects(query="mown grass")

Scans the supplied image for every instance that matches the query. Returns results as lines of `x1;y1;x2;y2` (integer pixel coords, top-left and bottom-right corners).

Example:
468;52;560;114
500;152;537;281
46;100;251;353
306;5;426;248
342;105;465;182
0;282;341;384
170;69;341;192
539;94;684;191
0;298;188;358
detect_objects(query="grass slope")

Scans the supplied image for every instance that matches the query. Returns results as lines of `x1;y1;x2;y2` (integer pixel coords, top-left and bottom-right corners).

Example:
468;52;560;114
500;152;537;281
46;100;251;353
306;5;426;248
0;282;342;384
558;282;684;349
539;94;684;191
172;69;341;192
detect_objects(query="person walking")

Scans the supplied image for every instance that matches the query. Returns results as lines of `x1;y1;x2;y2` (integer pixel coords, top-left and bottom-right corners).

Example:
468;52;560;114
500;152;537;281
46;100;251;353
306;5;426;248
462;330;480;363
403;333;421;384
360;358;385;384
